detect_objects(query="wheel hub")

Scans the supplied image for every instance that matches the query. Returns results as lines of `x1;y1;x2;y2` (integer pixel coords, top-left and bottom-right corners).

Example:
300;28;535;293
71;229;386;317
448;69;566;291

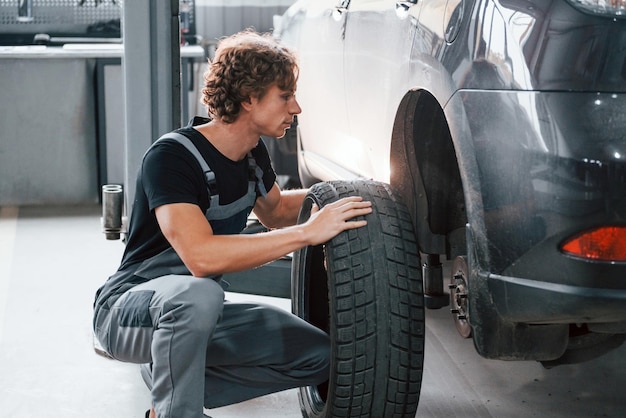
448;256;471;338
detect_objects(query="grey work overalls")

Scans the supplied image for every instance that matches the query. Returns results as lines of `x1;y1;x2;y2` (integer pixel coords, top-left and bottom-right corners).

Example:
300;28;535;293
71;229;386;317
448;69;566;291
93;133;330;418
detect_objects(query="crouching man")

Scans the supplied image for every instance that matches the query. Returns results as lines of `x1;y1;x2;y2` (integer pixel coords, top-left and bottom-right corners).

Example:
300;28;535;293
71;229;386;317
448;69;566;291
93;30;372;418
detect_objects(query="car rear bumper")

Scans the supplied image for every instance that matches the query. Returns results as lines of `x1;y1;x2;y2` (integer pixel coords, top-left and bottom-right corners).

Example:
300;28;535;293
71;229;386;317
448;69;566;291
488;271;626;325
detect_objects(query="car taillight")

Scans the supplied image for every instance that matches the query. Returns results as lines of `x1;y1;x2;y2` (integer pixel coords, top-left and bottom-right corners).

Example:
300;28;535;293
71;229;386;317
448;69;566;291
566;0;626;18
560;226;626;262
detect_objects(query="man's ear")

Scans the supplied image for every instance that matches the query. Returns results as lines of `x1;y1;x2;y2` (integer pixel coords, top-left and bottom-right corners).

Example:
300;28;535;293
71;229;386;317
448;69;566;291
240;96;255;111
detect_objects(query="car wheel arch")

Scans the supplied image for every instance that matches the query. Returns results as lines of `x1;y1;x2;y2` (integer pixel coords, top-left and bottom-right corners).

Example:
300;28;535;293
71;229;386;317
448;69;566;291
390;89;467;258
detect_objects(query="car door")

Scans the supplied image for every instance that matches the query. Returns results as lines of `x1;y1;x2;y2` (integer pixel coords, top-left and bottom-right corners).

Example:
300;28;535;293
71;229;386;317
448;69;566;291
343;0;421;182
295;0;353;182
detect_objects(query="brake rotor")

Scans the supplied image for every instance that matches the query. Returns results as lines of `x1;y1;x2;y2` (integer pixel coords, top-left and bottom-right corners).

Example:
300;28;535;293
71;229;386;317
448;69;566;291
449;256;471;338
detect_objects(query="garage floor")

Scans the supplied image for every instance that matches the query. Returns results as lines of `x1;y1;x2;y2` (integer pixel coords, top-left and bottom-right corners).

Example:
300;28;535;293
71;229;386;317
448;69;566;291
1;205;625;417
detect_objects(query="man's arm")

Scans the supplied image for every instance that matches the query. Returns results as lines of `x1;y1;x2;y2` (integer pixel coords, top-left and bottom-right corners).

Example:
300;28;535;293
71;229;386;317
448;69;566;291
155;195;372;278
253;184;308;228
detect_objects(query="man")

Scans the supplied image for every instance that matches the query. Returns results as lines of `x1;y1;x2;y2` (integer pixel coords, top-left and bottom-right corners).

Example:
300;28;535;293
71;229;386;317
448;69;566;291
93;30;372;418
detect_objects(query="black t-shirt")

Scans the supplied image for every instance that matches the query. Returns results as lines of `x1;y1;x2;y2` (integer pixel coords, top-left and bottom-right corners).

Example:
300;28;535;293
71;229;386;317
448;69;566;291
120;117;277;270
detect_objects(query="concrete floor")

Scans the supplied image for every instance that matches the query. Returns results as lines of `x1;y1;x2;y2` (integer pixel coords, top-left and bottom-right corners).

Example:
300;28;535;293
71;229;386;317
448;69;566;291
0;204;625;417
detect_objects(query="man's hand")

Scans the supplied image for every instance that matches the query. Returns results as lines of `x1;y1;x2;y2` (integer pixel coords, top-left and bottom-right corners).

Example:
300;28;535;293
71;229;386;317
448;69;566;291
302;196;372;246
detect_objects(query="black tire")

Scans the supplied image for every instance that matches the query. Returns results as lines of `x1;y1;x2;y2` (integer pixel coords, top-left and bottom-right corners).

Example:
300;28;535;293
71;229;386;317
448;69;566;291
292;180;425;418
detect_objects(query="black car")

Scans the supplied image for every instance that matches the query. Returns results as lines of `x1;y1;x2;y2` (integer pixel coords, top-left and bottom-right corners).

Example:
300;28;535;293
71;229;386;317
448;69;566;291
273;1;626;416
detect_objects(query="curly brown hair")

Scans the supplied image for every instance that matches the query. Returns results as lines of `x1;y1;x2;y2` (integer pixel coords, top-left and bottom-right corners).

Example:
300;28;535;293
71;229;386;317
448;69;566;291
202;30;299;124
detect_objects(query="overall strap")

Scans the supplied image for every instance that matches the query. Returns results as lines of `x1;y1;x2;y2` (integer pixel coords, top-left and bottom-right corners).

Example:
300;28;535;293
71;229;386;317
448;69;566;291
247;153;268;197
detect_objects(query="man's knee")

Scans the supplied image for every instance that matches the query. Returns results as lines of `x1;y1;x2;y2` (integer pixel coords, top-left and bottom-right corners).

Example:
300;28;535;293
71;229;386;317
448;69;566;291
181;278;224;309
159;277;225;332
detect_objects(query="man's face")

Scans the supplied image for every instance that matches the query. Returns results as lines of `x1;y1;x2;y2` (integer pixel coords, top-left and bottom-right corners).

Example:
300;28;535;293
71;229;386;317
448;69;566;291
249;84;302;139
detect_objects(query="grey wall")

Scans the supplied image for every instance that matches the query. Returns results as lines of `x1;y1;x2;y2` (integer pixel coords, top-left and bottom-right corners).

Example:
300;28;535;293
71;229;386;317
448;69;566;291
0;57;98;205
0;1;297;205
194;0;294;42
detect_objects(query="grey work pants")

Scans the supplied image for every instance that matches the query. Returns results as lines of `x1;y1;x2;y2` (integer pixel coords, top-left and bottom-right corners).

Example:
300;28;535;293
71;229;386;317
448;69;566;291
94;274;330;418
